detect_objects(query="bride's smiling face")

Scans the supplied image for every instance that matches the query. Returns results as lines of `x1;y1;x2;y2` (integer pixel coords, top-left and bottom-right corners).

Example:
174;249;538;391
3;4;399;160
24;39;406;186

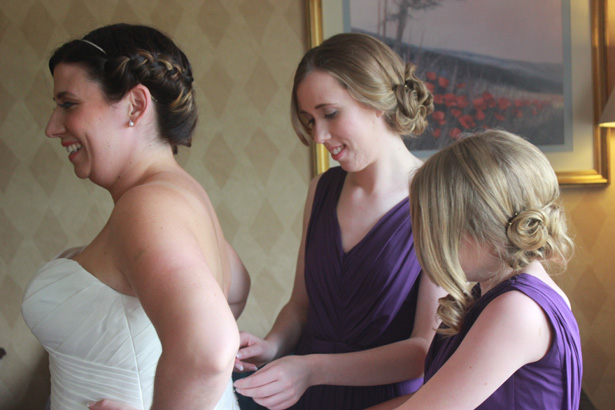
45;63;130;184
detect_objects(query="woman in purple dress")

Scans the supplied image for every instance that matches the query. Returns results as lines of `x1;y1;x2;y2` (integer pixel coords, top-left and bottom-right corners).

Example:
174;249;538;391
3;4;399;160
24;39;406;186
370;130;582;409
233;33;444;409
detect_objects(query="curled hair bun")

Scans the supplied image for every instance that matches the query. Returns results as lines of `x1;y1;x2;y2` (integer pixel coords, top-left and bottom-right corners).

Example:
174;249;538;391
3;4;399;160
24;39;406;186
506;203;568;270
508;209;548;250
390;63;434;136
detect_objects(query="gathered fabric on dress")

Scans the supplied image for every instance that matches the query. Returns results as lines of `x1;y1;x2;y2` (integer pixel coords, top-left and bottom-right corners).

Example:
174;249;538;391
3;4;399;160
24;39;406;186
291;167;424;410
22;257;239;410
424;273;583;410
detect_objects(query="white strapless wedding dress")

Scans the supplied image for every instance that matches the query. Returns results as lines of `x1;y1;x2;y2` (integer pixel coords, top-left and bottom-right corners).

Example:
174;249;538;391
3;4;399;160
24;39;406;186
22;258;239;410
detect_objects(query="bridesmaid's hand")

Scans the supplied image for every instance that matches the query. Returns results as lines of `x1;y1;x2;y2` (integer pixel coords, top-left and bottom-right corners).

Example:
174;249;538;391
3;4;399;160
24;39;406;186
234;355;315;410
87;399;138;410
234;331;275;372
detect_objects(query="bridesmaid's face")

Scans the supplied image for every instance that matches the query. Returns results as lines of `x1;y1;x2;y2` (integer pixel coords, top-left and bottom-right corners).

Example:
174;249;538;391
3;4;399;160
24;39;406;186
296;70;388;173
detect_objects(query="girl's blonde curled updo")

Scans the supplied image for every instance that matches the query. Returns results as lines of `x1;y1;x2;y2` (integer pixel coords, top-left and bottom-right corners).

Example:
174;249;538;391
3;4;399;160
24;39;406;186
410;130;574;335
506;201;570;271
291;32;434;145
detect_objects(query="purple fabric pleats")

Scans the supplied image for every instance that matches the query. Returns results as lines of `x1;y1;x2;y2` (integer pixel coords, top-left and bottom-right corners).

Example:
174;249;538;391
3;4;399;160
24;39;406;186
292;167;424;409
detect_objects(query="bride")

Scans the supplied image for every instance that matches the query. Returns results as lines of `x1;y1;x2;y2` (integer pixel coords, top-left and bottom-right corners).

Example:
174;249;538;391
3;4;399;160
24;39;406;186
22;23;248;410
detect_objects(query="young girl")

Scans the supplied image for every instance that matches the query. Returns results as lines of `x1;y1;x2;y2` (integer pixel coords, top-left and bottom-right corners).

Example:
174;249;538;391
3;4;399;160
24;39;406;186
372;130;582;409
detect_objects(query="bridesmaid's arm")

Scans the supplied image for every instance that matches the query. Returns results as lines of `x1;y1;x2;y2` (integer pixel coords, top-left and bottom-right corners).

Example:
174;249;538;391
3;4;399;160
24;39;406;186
234;174;321;372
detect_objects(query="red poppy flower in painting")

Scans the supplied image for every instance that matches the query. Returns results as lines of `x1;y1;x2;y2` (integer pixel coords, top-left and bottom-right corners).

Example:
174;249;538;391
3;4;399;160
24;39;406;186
482;92;496;108
498;98;510;111
426;82;435;93
444;93;457;107
451;108;462;118
458;115;476;129
475;109;486;121
433;94;444;104
432;128;441;138
456;95;469;109
494;113;505;121
427;72;437;81
449;127;462;139
438;77;450;88
473;98;486;111
432;110;446;125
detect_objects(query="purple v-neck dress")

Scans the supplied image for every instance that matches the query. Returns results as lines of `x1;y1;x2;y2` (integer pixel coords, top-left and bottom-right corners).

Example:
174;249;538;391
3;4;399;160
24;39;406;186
291;167;424;410
424;273;583;409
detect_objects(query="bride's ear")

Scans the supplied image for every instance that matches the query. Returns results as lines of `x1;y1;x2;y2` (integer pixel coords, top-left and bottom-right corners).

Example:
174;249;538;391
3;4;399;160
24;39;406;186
127;85;152;127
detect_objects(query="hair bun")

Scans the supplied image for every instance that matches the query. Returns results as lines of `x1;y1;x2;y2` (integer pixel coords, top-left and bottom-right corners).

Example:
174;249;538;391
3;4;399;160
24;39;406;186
505;205;570;270
390;63;434;136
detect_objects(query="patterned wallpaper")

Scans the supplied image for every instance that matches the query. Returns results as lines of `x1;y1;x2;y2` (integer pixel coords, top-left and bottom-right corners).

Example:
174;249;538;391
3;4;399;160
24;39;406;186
0;0;309;408
559;142;615;410
1;1;614;409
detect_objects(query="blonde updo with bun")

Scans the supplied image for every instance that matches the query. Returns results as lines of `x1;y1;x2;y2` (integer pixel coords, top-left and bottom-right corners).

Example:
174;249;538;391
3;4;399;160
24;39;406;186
291;32;434;145
410;130;574;335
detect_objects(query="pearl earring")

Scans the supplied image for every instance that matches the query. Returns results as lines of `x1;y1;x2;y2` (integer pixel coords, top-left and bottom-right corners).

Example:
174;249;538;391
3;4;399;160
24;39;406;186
129;120;134;127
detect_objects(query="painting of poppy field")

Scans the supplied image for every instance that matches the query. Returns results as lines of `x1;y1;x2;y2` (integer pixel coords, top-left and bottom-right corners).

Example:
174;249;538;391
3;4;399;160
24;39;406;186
397;40;565;152
347;0;567;154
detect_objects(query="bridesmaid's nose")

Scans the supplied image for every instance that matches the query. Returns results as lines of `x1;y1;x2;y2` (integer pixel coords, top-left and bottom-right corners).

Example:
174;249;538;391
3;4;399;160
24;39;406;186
312;122;330;145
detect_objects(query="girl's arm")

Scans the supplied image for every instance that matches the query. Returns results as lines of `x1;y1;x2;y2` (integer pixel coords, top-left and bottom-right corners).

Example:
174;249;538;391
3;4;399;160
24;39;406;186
395;289;552;410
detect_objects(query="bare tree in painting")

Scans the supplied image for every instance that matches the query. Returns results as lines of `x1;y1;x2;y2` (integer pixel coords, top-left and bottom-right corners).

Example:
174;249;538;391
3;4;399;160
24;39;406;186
385;0;460;54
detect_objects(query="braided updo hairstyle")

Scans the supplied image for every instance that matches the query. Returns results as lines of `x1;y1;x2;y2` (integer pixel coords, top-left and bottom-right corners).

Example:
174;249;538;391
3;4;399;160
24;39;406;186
409;130;574;335
290;32;434;145
48;23;196;154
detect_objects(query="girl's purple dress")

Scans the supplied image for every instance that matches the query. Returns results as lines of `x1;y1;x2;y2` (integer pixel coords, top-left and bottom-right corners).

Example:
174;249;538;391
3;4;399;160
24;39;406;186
291;167;424;409
424;273;583;409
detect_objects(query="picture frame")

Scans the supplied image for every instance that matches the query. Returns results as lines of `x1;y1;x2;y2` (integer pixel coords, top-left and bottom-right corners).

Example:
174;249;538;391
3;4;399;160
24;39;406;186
305;0;610;185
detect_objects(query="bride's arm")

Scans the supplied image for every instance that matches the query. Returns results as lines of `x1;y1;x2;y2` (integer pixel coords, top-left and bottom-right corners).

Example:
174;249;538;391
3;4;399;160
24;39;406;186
111;185;239;409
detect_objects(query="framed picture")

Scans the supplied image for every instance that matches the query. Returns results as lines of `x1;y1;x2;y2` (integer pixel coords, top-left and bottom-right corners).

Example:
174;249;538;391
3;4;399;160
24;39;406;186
306;0;610;185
